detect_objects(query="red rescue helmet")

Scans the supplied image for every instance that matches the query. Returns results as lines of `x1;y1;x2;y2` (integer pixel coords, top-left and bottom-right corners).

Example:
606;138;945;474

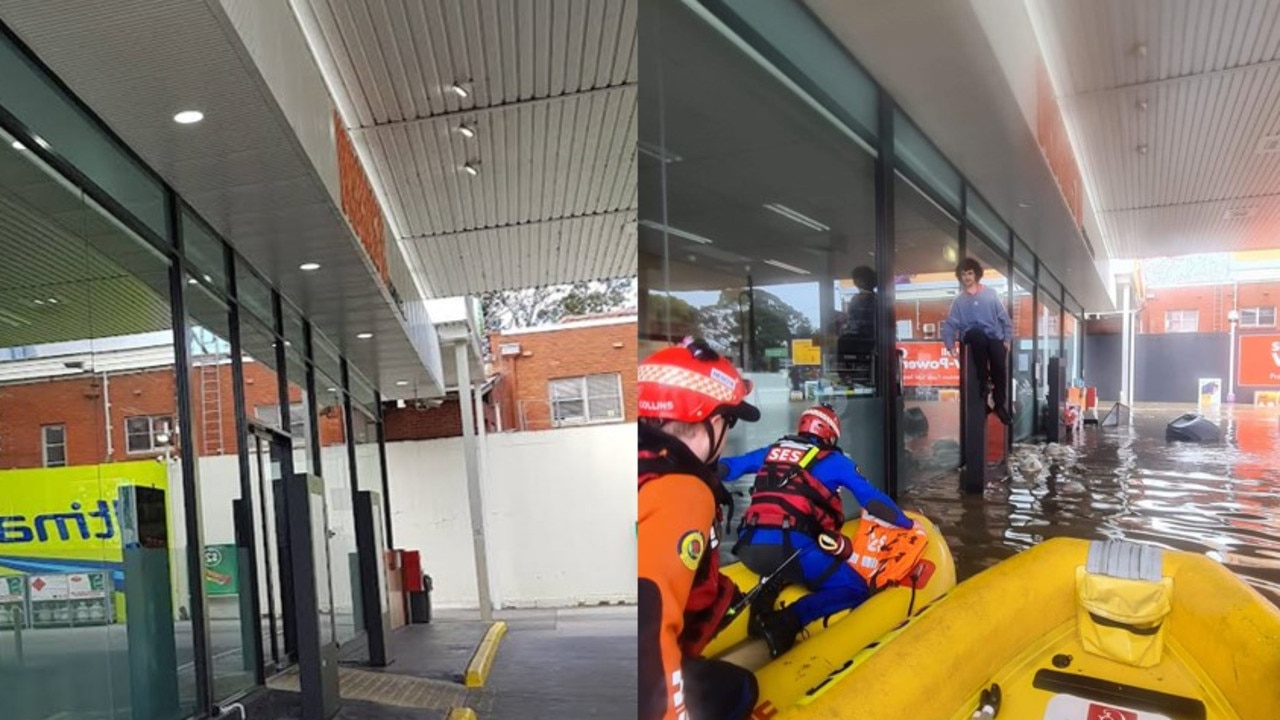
798;404;841;445
638;339;760;425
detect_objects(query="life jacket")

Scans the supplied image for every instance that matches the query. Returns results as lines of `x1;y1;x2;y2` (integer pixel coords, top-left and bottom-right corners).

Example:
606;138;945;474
638;426;737;658
741;435;843;536
842;513;930;592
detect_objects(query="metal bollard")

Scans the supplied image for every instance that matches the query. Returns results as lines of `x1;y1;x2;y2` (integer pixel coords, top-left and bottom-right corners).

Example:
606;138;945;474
8;605;23;667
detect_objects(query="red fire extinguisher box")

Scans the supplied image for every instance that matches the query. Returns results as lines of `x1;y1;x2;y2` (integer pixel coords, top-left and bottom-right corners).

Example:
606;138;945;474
401;550;423;592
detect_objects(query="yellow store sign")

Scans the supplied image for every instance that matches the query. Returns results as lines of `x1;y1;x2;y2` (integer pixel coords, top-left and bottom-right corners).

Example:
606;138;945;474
0;460;170;591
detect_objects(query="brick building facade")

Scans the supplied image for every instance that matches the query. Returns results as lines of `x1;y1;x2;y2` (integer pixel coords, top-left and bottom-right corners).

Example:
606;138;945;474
382;313;638;441
0;357;347;470
1136;280;1277;335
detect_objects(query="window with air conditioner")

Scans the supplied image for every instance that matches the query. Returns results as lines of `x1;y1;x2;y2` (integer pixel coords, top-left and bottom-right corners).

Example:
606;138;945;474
549;373;624;427
1240;306;1276;328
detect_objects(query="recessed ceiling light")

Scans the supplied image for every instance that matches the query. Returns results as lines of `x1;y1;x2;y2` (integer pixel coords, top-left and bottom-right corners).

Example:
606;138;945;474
174;110;204;124
10;141;23;150
357;332;373;339
450;82;470;99
327;387;337;393
47;298;58;304
395;380;409;386
33;137;49;149
457;124;476;139
33;299;44;306
462;162;479;176
203;274;212;283
187;277;198;285
299;262;321;271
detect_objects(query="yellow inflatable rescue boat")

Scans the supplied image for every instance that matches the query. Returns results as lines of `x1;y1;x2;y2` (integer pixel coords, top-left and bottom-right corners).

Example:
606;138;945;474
790;537;1280;720
703;510;957;717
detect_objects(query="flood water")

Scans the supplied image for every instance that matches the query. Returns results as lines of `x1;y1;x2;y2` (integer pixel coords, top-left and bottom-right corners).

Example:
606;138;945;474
900;402;1280;606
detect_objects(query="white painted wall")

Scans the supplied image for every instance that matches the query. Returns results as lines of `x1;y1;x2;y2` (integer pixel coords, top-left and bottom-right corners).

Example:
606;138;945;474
386;423;637;609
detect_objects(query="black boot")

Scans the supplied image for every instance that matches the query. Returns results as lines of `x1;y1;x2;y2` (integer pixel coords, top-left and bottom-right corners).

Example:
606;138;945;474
756;608;803;658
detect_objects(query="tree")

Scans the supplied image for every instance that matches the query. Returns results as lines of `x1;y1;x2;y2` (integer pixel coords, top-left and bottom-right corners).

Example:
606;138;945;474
699;289;813;370
482;277;637;330
645;292;701;339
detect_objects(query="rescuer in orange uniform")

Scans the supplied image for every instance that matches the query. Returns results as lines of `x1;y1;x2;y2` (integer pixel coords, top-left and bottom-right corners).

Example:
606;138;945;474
638;339;761;720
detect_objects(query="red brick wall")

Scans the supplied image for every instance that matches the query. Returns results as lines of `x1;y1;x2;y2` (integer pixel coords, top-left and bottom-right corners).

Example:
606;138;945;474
491;321;637;431
1138;281;1278;335
0;361;348;470
385;399;464;441
335;112;388;287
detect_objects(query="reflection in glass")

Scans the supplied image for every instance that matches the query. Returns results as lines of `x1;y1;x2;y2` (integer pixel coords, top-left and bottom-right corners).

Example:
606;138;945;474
315;374;358;645
965;239;1011;456
894;173;961;492
1011;270;1036;441
641;0;882;564
187;284;257;701
0;129;197;718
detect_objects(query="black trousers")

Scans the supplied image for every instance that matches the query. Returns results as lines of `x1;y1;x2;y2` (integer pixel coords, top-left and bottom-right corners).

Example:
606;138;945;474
963;328;1009;411
684;657;759;720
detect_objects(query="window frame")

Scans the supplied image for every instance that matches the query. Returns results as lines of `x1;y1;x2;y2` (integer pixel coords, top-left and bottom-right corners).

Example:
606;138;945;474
548;373;625;427
42;423;67;468
1164;309;1200;333
1240;306;1276;328
255;401;309;446
125;414;174;455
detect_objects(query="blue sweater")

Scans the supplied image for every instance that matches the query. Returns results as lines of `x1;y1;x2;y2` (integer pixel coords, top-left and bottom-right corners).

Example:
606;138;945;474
942;285;1013;347
721;443;911;529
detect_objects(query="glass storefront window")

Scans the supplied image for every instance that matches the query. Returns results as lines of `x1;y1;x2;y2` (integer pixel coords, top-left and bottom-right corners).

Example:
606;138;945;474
966;190;1010;254
185;283;257;701
182;208;228;294
641;0;883;558
235;259;274;328
1036;279;1063;436
314;372;358;645
895;110;962;212
0;34;167;238
1011;270;1036;441
716;0;879;144
894;172;962;491
0;133;197;718
965;239;1011;454
240;316;285;434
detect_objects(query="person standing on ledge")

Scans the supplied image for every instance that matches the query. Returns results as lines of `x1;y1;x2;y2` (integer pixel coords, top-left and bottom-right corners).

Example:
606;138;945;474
942;258;1013;425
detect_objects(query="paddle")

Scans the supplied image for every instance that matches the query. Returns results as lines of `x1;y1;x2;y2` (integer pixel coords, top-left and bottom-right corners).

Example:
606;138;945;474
719;546;804;629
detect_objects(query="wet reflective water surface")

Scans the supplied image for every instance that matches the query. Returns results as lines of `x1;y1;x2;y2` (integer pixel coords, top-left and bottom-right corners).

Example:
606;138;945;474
900;402;1280;606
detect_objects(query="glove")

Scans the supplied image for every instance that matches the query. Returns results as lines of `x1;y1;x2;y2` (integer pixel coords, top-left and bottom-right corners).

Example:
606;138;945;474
817;531;853;561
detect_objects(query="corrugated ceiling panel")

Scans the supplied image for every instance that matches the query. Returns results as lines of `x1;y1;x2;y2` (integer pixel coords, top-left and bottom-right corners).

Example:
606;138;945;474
308;0;635;128
407;210;636;297
358;85;636;238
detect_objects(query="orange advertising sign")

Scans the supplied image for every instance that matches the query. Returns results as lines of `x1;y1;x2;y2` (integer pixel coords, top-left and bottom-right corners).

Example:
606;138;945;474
899;342;960;387
1238;334;1280;387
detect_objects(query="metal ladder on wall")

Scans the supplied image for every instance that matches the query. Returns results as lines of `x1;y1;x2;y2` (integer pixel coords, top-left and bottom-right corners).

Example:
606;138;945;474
192;328;226;455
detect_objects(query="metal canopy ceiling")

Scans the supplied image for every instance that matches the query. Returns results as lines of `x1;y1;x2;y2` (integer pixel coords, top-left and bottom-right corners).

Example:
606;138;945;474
0;0;442;400
292;0;638;298
1028;0;1280;260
